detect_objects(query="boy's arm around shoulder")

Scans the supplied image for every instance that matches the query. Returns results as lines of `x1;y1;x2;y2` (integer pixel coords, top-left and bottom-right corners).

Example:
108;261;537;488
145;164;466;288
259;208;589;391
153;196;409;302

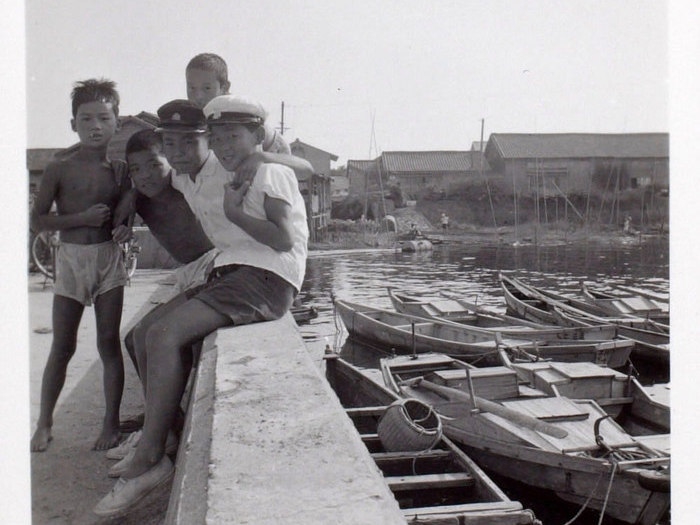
31;161;111;232
223;165;296;252
235;131;313;184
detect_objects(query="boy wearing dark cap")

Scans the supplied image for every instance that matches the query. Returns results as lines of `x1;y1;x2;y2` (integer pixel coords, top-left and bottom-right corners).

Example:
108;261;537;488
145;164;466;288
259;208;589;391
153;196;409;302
95;97;308;517
30;79;130;452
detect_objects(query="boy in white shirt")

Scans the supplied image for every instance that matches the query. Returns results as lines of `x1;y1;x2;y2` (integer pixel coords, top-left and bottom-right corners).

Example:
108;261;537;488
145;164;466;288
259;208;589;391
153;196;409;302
95;97;308;517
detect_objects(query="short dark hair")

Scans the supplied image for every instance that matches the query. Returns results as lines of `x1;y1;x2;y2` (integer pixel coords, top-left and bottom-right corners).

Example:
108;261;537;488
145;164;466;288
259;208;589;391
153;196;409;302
186;53;229;88
71;78;120;118
125;129;163;157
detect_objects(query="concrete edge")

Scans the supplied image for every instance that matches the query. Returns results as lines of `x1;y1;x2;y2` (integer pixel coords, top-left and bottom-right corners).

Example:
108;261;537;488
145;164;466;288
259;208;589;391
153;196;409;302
164;332;218;525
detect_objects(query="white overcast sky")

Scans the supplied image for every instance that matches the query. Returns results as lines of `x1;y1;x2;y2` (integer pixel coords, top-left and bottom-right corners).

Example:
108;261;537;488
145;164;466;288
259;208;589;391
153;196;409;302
25;0;668;165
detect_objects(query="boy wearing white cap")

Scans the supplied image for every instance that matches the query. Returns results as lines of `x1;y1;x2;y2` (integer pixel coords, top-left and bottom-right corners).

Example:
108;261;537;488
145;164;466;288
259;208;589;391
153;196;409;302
95;97;308;516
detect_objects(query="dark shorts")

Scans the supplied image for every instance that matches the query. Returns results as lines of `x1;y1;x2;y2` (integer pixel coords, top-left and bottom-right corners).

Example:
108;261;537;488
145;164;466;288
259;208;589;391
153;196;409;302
188;265;295;326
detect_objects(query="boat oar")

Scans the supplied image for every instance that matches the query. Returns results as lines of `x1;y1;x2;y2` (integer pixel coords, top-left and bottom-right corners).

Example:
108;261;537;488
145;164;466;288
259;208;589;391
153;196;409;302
405;377;568;439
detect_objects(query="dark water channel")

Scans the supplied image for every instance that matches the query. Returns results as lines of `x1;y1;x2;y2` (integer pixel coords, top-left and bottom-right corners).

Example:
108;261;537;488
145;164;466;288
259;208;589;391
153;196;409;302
299;237;669;363
297;238;670;525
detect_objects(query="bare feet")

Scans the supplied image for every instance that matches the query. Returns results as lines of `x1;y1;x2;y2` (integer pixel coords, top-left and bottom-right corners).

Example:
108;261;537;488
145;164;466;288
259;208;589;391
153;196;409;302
31;426;53;452
93;425;121;451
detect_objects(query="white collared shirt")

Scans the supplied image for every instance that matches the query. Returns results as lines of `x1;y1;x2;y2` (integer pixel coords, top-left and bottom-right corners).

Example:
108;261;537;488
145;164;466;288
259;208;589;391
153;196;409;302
171;152;308;291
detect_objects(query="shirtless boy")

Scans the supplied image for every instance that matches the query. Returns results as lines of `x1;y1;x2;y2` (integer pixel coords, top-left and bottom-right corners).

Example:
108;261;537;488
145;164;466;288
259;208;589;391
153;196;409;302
31;79;130;452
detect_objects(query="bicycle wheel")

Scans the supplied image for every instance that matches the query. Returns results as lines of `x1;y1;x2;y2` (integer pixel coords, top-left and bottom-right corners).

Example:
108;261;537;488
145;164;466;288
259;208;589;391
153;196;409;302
124;251;138;278
31;232;56;280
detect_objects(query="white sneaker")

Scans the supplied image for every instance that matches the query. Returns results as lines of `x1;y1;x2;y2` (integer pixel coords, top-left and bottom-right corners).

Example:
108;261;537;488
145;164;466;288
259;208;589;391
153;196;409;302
105;430;142;460
109;447;136;478
108;432;178;477
94;456;174;517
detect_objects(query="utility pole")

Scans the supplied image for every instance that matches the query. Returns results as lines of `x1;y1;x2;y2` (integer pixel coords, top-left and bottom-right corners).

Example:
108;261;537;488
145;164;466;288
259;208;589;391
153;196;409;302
277;101;289;135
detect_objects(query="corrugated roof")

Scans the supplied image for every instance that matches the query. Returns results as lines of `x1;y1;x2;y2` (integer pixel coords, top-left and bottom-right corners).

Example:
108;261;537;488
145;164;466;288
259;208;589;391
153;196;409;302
489;133;669;159
381;151;473;172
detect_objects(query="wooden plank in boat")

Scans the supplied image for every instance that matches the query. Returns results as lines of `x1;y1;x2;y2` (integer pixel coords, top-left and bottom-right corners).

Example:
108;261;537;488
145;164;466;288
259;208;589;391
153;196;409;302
501;397;589;422
386;472;474;491
390;355;456;371
635;434;670;454
550;361;618;379
430;367;519;400
371;450;453;462
345;406;387;417
402;501;526;520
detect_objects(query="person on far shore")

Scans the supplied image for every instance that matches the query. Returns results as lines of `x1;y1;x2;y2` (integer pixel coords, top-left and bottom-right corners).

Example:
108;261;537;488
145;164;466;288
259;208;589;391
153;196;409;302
441;213;449;231
30;79;130;452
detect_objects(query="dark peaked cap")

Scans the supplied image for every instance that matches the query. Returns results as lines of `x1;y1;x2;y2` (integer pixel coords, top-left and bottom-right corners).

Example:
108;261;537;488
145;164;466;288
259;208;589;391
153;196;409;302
155;99;208;133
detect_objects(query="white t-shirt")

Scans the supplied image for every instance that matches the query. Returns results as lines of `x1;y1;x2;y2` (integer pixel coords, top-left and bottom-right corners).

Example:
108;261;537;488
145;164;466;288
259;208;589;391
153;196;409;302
171;152;308;291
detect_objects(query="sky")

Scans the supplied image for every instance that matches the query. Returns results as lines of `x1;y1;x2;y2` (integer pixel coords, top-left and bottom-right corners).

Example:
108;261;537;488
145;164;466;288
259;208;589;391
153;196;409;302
5;1;700;522
24;0;669;166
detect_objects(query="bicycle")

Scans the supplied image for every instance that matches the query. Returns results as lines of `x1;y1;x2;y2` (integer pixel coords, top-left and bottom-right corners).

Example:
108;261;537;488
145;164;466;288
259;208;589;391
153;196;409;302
30;231;140;283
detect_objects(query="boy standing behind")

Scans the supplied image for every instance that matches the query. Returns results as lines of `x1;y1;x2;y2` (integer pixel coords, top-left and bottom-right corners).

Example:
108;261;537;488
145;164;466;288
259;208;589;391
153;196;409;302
31;79;130;452
185;53;312;182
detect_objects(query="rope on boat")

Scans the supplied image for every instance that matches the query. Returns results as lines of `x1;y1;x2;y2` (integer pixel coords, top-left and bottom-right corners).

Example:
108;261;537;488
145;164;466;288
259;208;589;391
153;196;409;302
597;464;618;525
561;471;605;525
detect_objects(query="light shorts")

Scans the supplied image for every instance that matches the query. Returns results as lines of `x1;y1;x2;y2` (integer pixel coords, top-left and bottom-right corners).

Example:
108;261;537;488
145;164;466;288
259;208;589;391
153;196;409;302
173;248;220;294
54;241;127;306
190;265;295;326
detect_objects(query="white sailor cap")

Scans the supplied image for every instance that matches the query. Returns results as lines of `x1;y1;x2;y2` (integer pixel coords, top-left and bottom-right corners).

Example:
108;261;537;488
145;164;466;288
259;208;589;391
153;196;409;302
203;95;267;126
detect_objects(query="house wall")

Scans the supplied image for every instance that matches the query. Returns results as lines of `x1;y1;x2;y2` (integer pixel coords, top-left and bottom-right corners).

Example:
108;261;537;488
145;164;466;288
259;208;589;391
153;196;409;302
389;171;475;198
331;174;349;202
290;143;333;177
504;157;670;197
107;121;153;161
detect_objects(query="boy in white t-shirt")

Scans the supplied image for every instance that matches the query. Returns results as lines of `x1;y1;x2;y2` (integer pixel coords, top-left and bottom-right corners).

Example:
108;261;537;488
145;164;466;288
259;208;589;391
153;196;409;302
95;97;308;517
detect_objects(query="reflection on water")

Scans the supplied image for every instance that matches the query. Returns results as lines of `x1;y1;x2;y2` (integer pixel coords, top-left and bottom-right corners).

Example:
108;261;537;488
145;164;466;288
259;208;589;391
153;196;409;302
298;239;669;525
299;239;669;363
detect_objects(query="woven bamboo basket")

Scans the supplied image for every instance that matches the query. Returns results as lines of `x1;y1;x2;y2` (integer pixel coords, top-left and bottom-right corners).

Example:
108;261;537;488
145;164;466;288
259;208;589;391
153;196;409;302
377;398;442;452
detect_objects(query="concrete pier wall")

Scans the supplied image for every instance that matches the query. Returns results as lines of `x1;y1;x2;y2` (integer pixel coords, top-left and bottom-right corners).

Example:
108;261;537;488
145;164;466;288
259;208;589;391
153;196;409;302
166;313;407;525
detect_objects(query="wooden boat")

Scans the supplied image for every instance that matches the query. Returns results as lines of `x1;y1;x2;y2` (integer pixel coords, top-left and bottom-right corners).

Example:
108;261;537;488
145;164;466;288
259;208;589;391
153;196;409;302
580;282;669;325
507;359;670;436
502;273;669;333
500;274;670;363
551;306;670;364
380;353;670;525
398;239;433;252
389;287;622;342
334;298;634;367
324;354;540;525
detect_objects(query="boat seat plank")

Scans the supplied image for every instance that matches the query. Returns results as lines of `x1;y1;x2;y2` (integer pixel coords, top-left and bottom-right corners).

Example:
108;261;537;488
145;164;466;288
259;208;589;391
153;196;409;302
394;322;435;331
550;362;618;379
345;406;387;417
371;450;452;462
386;472;474;491
595;396;634;407
501;397;589;421
402;501;525;517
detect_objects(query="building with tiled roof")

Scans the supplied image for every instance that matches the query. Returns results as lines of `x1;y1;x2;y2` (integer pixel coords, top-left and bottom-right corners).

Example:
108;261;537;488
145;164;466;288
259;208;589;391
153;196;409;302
484;133;669;197
347;151;491;201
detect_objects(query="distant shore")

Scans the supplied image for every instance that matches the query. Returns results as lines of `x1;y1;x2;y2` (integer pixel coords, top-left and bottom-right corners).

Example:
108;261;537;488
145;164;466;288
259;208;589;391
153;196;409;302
309;225;668;252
